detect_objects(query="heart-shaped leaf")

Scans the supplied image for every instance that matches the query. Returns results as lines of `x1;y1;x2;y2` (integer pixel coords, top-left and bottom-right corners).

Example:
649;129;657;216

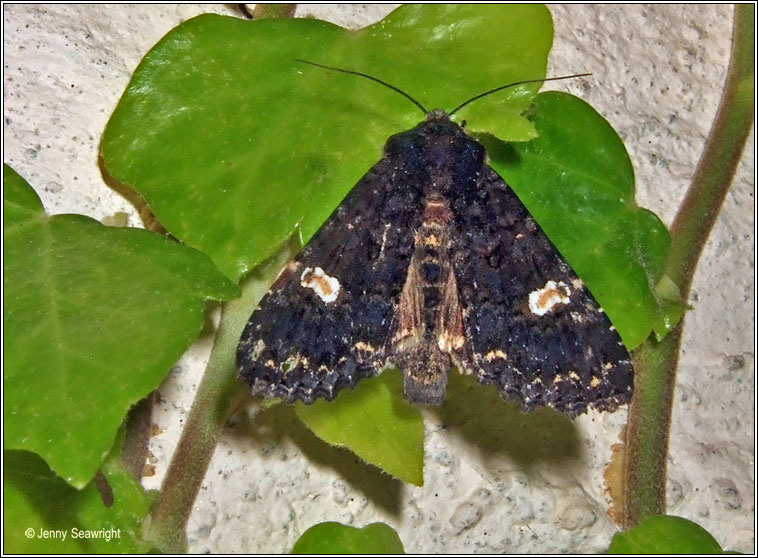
3;165;238;487
101;5;554;283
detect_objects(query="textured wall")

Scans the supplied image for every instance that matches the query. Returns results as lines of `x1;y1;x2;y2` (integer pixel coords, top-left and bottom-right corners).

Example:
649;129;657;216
4;4;753;553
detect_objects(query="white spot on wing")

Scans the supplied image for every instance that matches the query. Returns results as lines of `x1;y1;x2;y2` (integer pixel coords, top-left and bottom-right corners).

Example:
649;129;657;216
300;266;341;304
528;280;571;316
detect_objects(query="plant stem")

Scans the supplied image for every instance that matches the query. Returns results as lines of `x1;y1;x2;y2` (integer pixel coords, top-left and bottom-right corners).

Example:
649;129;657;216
252;4;297;20
666;7;755;294
623;4;755;528
142;238;299;552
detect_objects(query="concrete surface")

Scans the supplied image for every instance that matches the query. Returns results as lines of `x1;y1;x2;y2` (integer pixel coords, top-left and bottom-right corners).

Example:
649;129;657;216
3;4;754;554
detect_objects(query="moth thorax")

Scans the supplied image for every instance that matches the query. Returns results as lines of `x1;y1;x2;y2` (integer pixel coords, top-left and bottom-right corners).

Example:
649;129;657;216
422;196;452;224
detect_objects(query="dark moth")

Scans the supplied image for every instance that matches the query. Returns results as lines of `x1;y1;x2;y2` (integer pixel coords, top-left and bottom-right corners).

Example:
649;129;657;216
237;74;633;418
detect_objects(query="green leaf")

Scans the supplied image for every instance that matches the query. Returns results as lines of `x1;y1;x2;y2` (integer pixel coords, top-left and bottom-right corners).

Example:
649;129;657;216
608;514;725;554
3;429;155;554
98;6;676;487
101;5;553;282
3;165;239;488
98;6;554;485
491;92;681;349
292;521;404;554
295;369;424;486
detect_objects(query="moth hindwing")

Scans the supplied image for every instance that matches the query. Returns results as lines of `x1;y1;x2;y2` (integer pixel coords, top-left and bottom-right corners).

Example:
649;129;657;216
237;111;633;417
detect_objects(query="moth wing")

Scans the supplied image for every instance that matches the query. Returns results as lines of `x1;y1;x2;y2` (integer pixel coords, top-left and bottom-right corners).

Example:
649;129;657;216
237;157;423;403
450;165;633;416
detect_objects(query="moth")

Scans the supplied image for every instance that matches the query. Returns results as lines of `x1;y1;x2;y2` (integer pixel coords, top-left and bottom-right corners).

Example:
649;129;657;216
237;61;633;417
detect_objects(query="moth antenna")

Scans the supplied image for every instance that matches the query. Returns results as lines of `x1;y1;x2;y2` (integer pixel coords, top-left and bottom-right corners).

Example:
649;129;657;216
295;59;429;115
448;73;592;116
